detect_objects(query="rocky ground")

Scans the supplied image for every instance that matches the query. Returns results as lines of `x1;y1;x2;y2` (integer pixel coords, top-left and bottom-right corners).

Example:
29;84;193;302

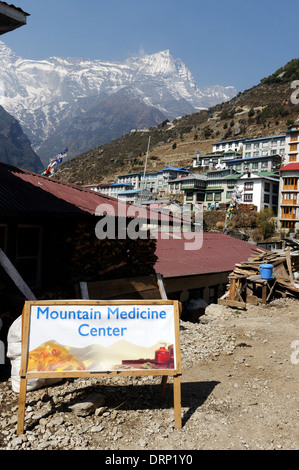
0;297;298;451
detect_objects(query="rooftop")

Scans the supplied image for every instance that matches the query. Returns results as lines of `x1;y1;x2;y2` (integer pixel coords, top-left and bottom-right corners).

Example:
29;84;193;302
0;1;29;35
278;163;299;171
225;154;281;164
0;162;173;223
154;233;265;278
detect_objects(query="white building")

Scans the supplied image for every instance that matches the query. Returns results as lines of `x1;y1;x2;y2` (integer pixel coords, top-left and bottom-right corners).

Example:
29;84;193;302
117;188;153;204
117;172;142;189
193;150;241;169
242;135;286;161
84;182;133;197
212;138;247;153
224;154;281;174
237;173;279;213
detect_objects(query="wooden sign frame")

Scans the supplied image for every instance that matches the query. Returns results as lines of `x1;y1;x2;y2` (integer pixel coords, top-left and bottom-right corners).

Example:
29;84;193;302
17;299;182;434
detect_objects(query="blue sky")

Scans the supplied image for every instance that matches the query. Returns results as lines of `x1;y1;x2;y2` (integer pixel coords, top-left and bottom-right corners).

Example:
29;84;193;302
3;0;299;92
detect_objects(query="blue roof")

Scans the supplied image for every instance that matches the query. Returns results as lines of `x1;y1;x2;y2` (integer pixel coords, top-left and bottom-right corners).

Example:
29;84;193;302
157;166;189;173
244;135;286;143
225;154;281;163
110;183;132;187
214;138;247;145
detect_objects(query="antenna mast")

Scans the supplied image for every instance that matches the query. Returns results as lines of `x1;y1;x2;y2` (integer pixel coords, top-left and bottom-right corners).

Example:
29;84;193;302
140;135;151;201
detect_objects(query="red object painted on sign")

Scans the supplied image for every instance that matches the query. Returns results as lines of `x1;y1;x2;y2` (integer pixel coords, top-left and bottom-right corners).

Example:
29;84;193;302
155;346;170;364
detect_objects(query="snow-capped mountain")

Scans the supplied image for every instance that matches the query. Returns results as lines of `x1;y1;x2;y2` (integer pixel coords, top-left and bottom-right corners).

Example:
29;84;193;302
0;42;236;163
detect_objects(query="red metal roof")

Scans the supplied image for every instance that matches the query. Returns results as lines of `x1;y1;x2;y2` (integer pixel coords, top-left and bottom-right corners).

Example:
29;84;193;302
0;162;177;223
278;163;299;171
154;232;265;278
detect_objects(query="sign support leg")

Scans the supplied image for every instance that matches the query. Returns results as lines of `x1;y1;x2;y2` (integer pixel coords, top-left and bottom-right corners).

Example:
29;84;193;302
17;377;27;435
173;374;182;429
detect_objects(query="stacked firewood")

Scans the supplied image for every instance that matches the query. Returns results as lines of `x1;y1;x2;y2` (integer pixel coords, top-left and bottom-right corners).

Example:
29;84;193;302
219;246;299;307
232;248;287;277
66;221;158;282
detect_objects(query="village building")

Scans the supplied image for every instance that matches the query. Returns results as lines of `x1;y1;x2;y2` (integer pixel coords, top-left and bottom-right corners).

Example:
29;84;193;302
168;174;207;206
237;172;279;213
117;171;142;189
242;135;286;160
84;182;133;197
278;162;299;231
153;232;262;316
223;154;281;174
0;162;177;349
118;167;189;197
285;124;299;163
117;188;153;203
204;168;239;208
212;138;247;153
192;150;241;169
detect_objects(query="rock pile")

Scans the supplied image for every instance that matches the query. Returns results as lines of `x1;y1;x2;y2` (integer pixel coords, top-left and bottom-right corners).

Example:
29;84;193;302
0;304;235;451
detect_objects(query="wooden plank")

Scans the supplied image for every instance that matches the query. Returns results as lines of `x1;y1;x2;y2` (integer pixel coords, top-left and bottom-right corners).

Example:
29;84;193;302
79;282;89;300
273;263;289;281
156;273;167;300
83;275;161;300
17;304;31;435
173;374;182;429
218;298;246;308
16;377;27;435
0;248;36;300
286;247;295;287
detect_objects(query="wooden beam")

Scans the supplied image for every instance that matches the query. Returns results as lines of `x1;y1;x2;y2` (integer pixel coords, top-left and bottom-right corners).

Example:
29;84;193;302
0;248;36;300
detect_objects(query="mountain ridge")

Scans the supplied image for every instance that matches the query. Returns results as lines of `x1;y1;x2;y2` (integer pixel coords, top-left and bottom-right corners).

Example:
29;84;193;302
54;57;299;186
0;42;236;163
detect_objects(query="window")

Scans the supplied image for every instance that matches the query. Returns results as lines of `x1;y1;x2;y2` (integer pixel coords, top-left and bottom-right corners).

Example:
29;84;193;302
214;193;221;201
244;193;253;202
281;221;295;229
264;194;270;203
206;193;213;201
264;182;270;192
283;177;298;188
290;134;298;142
290;143;297;151
289;155;297;162
244;181;253;190
15;225;42;288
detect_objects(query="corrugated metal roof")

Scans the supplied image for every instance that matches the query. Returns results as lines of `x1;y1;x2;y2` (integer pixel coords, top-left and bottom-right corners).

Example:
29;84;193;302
0;162;176;222
278;163;299;172
154;233;264;278
0;2;29;15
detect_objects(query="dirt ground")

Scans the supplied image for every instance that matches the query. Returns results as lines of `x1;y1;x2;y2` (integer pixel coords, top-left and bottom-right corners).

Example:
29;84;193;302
179;299;299;450
0;297;298;451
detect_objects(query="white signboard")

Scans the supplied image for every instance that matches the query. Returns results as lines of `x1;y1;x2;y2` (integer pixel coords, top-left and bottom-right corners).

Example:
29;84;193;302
26;301;179;373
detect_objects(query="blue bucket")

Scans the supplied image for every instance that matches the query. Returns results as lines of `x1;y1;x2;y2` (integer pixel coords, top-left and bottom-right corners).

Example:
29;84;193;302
260;263;274;280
